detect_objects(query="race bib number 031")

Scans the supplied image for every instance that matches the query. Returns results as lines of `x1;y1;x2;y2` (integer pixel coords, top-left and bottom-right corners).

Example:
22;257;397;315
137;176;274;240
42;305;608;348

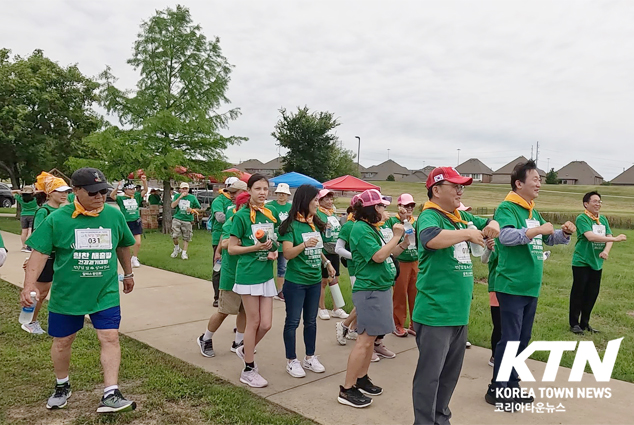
75;229;113;250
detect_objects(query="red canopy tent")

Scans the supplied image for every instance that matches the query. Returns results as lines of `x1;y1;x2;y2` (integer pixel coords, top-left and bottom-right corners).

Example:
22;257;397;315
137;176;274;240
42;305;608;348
222;167;252;183
322;175;380;192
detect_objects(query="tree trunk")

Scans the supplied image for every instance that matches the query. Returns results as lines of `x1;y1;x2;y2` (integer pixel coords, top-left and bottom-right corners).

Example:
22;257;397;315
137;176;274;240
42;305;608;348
162;179;173;234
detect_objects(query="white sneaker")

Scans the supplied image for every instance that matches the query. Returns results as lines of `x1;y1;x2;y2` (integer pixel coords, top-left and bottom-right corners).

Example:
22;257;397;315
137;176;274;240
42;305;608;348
331;308;349;319
303;356;325;373
286;359;306;378
21;321;45;335
170;246;181;258
466;341;472;348
240;369;268;388
131;256;141;268
346;329;358;340
335;322;347;346
371;352;380;362
318;309;330;320
181;251;188;260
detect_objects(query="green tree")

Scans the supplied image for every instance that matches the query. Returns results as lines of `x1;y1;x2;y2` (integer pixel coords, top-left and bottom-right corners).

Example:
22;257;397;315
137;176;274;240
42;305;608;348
545;168;559;184
0;49;101;188
331;145;360;178
386;174;395;181
70;5;245;232
272;106;341;182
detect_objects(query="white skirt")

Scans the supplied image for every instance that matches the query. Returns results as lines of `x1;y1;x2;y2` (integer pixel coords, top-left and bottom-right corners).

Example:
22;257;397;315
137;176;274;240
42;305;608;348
233;279;278;297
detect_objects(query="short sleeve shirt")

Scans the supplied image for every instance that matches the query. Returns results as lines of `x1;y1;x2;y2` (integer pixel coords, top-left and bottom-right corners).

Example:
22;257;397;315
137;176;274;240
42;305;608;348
279;221;323;285
269;201;292;252
572;214;612;271
492;201;547;298
338;220;356;276
317;210;342;244
219;208;239;291
211;192;233;245
230;207;275;285
116;192;143;222
16;193;38;216
412;209;488;326
26;203;136;315
172;194;201;222
0;233;5;250
33;204;58;232
385;216;418;262
350;221;397;292
148;194;162;205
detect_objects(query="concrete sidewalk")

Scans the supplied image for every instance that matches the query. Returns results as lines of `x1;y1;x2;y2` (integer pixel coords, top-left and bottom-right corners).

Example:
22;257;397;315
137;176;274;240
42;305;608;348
0;230;631;425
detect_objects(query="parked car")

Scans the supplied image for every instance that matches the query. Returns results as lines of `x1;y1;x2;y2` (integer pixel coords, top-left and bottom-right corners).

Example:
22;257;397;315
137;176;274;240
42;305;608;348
193;190;215;209
0;183;15;208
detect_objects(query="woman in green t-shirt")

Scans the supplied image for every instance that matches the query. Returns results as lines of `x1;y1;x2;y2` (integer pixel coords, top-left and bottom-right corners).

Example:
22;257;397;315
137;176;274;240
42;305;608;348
13;186;39;251
278;184;335;378
338;189;408;409
228;174;278;389
110;176;148;268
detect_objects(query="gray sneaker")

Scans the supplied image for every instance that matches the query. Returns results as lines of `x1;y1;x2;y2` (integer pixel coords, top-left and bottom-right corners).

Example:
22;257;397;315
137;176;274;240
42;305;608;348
197;335;215;357
96;389;136;413
47;382;71;409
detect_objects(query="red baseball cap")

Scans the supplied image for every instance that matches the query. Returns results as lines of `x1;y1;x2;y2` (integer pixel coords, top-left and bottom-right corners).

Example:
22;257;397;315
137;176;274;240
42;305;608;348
425;167;473;189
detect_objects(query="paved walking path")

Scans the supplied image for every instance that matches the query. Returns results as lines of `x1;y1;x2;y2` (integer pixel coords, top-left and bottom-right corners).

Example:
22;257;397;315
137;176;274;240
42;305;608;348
1;230;630;425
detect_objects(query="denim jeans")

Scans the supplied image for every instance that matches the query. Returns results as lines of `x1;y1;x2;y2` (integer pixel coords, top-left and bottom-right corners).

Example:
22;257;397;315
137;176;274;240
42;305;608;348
282;279;321;359
492;292;538;388
277;255;287;278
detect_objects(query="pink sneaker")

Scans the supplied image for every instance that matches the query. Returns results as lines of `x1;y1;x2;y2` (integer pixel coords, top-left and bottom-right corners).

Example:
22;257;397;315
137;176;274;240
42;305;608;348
371;352;380;362
374;342;396;359
240;369;268;388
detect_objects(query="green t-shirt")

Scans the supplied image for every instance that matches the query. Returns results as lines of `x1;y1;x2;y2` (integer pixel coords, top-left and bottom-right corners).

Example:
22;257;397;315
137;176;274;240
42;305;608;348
487;248;499;292
67;193;75;203
26;203;136;315
317;210;342;244
350;221;397;292
116;192;143;222
211;192;234;245
492;201;548;298
412;209;489;326
172;194;201;222
33;204;59;232
219;209;239;291
15;193;38;216
230;207;276;285
269;201;292;252
148;194;162;205
385;216;418;262
0;232;5;250
279;221;323;285
338;219;356;276
572;214;612;271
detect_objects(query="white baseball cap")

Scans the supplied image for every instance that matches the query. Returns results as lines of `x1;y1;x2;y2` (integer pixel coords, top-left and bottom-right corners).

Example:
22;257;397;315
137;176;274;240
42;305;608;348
180;182;190;189
225;176;239;186
275;183;291;195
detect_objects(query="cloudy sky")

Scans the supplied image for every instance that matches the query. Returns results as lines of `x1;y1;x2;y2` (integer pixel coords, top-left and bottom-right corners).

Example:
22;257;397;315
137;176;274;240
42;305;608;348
3;0;634;179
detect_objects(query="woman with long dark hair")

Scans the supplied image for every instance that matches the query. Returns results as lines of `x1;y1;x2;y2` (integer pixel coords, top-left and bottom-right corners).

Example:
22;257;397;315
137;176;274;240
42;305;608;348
278;184;335;378
229;174;278;388
338;189;408;408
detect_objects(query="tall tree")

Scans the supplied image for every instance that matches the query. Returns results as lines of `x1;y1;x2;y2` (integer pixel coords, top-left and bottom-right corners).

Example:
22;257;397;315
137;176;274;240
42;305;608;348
272;106;343;182
70;5;245;232
0;49;101;188
545;168;559;184
330;145;360;178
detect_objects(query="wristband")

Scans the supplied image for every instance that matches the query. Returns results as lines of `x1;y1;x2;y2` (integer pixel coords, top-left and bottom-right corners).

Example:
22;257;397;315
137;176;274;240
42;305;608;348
123;273;134;279
323;260;331;268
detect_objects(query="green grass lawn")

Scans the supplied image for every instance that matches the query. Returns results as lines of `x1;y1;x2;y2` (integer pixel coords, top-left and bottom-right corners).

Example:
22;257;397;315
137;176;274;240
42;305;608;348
0;281;315;425
0;207;17;214
0;216;22;235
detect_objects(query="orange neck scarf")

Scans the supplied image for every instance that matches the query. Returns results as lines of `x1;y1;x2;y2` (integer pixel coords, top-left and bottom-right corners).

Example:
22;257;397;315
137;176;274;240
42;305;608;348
296;213;316;231
319;206;335;216
422;201;467;224
397;213;415;224
347;213;355;222
71;199;103;219
584;209;600;224
361;218;382;229
504;191;535;219
249;202;277;224
219;188;231;200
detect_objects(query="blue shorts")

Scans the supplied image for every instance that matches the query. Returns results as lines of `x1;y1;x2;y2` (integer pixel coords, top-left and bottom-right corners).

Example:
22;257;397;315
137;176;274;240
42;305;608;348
127;219;143;235
48;305;121;338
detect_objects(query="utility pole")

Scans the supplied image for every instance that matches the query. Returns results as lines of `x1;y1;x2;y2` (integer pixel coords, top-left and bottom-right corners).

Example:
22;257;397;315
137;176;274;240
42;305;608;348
387;149;391;160
531;145;533;160
355;136;361;173
457;149;461;166
535;141;539;166
547;157;550;170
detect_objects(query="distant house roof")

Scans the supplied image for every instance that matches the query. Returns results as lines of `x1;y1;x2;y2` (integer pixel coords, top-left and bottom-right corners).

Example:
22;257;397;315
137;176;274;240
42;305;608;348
556;161;603;185
401;170;428;183
261;156;283;169
611;165;634;185
363;159;411;181
493;156;546;177
456;158;493;175
235;159;264;171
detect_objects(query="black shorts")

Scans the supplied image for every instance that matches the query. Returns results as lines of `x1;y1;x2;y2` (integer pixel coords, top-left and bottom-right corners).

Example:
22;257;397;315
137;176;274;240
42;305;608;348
322;253;341;278
127;219;143;235
37;256;55;283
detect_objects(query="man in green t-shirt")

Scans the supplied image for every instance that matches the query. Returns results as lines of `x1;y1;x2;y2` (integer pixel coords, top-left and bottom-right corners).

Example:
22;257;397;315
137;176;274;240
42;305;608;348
20;167;137;414
268;183;292;299
486;160;575;408
148;189;162;205
210;178;247;306
13;186;38;252
412;167;500;425
170;182;202;260
570;191;626;334
110;176;148;268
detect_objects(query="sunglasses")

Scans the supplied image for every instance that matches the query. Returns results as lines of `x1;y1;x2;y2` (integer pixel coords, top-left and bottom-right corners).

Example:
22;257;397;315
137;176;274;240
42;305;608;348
86;188;108;197
402;204;416;209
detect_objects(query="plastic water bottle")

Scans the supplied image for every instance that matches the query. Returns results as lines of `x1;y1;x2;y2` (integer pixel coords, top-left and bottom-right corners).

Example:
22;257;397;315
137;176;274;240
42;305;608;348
467;222;485;257
19;291;37;325
325;225;332;239
118;274;124;282
213;259;222;272
403;220;414;244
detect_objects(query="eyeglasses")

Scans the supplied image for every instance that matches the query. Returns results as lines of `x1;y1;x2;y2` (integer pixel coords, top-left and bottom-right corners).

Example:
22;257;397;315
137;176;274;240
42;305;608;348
441;183;465;193
377;204;386;208
86;188;108;197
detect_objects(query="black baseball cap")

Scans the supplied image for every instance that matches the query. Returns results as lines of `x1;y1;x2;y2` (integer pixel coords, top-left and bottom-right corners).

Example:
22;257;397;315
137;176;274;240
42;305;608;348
71;167;109;192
